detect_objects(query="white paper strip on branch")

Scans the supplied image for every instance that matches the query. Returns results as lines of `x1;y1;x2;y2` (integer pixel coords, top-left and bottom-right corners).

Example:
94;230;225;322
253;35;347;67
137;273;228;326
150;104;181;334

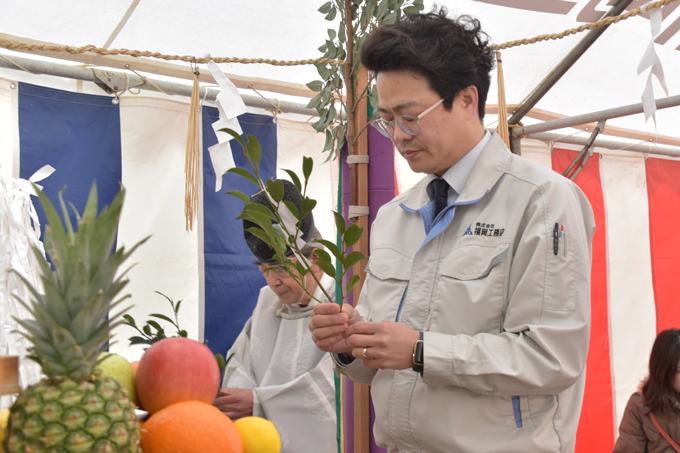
637;5;669;128
207;60;248;191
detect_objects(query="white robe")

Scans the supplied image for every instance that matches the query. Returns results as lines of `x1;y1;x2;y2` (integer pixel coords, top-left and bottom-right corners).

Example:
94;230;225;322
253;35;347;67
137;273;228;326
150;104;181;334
223;273;337;453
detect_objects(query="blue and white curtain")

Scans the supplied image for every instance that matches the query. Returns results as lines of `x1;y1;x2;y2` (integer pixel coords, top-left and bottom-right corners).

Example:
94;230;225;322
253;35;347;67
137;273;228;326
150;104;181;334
0;79;338;365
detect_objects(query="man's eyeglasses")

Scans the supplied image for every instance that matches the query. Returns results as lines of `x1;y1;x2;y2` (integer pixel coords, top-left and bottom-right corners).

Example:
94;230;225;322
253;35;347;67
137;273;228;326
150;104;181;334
370;98;445;139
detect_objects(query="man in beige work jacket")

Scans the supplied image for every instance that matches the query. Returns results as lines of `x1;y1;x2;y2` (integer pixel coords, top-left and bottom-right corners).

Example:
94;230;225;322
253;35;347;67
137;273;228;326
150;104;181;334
309;7;596;453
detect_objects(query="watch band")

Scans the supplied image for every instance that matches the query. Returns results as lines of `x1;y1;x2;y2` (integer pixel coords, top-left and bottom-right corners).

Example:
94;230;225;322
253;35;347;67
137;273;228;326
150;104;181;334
412;331;424;375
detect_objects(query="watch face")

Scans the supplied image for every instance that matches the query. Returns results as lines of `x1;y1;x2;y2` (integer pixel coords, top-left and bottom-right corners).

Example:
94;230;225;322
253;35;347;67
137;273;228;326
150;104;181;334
415;341;424;365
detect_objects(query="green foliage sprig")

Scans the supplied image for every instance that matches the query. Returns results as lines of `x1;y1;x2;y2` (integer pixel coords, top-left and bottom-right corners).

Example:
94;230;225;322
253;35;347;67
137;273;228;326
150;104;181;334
123;291;187;346
223;128;367;305
308;0;425;159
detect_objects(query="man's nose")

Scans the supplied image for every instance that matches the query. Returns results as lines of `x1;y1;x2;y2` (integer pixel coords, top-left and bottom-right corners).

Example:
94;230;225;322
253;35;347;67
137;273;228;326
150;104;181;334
392;123;412;142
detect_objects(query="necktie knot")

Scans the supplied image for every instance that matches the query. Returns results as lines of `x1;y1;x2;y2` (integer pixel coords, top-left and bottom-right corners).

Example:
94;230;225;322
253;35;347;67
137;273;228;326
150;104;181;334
431;178;449;218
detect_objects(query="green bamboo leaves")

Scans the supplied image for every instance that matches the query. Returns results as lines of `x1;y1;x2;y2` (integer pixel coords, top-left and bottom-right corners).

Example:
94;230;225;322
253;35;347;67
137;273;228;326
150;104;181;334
308;0;425;159
223;128;367;305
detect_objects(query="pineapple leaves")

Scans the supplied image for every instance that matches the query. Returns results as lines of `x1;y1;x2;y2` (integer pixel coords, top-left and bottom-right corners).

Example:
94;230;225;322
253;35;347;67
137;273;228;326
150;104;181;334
12;183;147;381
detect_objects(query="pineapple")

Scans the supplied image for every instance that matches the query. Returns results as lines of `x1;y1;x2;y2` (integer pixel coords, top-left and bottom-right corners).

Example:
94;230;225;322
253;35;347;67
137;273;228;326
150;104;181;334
3;183;146;452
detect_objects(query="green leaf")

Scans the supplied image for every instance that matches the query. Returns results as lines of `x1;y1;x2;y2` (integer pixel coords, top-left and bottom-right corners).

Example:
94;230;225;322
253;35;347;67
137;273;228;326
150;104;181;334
281;170;302;194
314;249;333;264
327;29;337;40
243;202;278;222
344;224;364;247
122;314;136;328
245;226;278;248
238;210;275;231
178;330;188;338
316;239;343;262
301;197;317;217
227;167;259;187
295;260;308;277
266;179;285;203
333;211;346;235
215;353;227;370
306;80;324;92
150;313;175;324
315;64;332;80
324;130;333;151
302;156;314;181
318;1;333;13
146;320;164;333
217;128;245;148
343;251;368;270
346;275;361;292
282;200;300;220
227;190;251;204
129;337;153;346
325;7;337;21
245;135;262;166
316;259;336;278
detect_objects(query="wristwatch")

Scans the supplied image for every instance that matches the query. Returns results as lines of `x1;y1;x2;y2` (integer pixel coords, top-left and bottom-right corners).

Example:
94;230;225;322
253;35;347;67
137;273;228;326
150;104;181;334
412;331;424;376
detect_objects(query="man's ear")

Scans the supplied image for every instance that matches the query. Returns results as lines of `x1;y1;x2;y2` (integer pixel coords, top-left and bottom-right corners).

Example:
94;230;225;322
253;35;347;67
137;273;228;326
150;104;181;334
458;85;479;119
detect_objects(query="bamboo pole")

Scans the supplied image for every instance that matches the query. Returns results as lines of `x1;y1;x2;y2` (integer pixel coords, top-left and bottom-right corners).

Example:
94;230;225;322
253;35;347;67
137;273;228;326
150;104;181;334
343;0;371;450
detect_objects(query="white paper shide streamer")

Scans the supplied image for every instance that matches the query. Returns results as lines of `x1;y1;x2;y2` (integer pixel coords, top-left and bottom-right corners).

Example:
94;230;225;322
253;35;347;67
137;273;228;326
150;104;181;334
637;4;669;128
207;60;248;192
0;165;55;408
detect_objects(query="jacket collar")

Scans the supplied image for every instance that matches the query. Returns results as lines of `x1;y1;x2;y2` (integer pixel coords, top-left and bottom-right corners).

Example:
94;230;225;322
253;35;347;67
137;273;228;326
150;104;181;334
400;131;511;211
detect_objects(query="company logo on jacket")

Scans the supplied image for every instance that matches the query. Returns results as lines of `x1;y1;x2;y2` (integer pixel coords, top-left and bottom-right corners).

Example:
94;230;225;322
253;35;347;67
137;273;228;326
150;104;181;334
463;222;505;237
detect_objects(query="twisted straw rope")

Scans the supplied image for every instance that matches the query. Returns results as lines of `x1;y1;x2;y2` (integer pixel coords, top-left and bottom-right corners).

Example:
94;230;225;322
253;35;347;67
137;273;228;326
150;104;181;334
0;39;345;67
490;0;677;50
0;0;676;67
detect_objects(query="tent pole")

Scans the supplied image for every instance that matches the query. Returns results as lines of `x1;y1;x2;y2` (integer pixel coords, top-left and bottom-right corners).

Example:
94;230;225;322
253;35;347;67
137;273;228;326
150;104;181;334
513;94;680;137
525;132;680;158
0;53;319;118
507;0;635;127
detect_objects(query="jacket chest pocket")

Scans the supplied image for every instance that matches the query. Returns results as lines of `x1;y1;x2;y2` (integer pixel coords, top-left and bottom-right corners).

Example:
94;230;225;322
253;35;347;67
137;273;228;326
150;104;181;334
429;242;509;335
361;248;413;322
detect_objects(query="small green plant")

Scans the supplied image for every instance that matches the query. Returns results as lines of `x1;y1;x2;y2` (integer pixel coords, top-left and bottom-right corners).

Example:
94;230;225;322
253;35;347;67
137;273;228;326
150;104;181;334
122;291;230;378
123;291;188;346
223;128;366;306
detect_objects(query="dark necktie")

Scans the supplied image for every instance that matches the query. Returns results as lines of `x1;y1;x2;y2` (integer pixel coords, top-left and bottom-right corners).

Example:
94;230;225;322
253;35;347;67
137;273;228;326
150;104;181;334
431;178;449;218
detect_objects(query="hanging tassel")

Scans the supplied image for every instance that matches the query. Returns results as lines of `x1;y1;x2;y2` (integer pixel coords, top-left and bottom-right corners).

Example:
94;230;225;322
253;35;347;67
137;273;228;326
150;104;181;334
496;51;511;149
185;65;201;231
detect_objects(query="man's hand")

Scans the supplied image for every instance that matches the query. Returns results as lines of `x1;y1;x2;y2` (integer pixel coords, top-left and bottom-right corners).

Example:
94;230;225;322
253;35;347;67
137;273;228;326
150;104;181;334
346;320;419;370
213;387;253;420
309;303;359;355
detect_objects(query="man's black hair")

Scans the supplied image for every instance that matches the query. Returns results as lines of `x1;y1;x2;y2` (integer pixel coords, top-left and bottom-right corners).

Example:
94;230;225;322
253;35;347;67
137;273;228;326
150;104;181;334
360;7;494;120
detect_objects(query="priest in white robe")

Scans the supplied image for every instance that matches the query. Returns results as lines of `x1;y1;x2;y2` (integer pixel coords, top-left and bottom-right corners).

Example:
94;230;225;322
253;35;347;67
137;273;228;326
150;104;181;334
214;180;337;453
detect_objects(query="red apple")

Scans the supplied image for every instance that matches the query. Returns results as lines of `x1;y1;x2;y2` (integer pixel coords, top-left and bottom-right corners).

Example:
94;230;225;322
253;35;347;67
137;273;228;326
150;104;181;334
136;337;220;415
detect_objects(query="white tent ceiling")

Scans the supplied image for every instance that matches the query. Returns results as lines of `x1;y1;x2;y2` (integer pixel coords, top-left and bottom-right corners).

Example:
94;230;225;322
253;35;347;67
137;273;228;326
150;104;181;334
1;0;679;151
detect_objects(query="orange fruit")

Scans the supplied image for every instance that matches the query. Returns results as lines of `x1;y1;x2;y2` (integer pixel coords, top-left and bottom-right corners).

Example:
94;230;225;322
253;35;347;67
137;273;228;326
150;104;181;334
140;400;243;453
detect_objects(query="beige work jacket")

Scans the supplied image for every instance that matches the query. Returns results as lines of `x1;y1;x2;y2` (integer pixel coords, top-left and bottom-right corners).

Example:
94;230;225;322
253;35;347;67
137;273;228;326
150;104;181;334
336;133;596;452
